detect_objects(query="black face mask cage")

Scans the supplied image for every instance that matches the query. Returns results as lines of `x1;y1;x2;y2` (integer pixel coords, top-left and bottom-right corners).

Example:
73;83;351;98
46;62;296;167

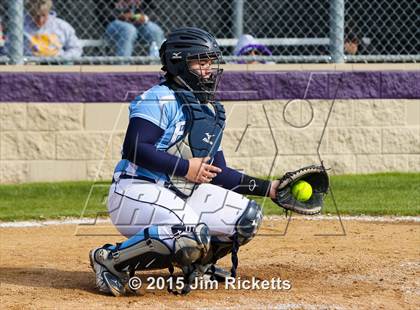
185;52;224;103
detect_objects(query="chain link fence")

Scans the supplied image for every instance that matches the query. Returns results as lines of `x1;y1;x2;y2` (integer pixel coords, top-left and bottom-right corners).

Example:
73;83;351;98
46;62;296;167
0;0;418;65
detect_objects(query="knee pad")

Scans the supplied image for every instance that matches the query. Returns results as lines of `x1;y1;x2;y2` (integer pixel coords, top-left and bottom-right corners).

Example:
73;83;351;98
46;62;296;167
200;200;263;265
235;199;263;245
173;223;211;267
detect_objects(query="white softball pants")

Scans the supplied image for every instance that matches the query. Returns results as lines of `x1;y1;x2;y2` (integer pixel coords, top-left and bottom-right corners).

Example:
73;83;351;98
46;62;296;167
107;179;251;245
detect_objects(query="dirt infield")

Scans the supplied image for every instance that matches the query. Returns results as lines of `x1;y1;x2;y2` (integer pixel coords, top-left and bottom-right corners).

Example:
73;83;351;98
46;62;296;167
1;218;419;309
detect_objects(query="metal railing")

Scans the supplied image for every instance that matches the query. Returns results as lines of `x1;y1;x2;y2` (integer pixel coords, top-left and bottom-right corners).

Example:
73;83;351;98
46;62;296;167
0;0;418;65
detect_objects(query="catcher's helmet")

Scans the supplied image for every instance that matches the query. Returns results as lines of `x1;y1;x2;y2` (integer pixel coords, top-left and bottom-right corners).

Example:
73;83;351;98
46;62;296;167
160;27;224;103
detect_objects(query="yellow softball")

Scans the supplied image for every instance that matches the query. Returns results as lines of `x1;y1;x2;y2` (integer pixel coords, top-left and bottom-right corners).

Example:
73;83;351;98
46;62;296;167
291;180;313;202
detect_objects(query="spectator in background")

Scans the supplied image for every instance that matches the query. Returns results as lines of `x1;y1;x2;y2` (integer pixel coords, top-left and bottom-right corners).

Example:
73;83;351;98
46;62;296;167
105;0;165;57
344;32;360;55
16;0;82;58
233;34;272;64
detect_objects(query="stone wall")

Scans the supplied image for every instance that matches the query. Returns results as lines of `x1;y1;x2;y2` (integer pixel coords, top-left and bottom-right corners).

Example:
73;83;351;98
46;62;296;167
1;64;419;183
1;99;419;183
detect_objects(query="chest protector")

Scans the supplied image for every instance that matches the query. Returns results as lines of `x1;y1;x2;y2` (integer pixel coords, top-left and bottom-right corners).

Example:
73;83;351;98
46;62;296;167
165;86;226;197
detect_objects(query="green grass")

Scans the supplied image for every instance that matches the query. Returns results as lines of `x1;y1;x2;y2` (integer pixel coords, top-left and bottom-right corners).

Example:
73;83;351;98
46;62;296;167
254;172;420;216
0;181;110;221
0;173;419;221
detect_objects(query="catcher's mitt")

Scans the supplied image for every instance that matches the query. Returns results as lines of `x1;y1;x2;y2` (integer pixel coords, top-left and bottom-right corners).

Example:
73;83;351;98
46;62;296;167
273;165;329;215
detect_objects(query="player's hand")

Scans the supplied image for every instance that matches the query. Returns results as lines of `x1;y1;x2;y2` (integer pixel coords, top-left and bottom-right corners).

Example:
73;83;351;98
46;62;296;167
269;179;280;199
132;14;148;24
186;157;222;183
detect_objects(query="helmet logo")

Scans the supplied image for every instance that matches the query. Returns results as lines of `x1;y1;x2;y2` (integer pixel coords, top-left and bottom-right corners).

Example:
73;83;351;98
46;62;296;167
171;52;182;59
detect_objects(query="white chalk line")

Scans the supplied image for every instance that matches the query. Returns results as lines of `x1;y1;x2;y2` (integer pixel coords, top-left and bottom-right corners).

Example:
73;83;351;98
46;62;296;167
0;218;110;228
0;215;419;228
266;215;420;222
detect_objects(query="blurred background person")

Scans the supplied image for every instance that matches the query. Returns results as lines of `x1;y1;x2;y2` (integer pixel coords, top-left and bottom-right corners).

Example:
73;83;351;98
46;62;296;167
233;34;272;64
16;0;83;57
104;0;165;57
344;32;360;55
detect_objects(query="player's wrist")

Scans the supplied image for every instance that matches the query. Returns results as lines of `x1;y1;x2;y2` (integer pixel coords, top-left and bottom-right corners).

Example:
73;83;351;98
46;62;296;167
174;157;189;177
269;180;279;199
236;174;271;196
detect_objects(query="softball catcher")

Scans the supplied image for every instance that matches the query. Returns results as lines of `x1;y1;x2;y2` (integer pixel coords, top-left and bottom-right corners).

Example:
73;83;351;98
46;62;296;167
89;27;329;296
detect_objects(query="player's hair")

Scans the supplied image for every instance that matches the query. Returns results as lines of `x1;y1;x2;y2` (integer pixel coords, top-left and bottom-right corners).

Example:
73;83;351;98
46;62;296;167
345;32;360;44
26;0;53;15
